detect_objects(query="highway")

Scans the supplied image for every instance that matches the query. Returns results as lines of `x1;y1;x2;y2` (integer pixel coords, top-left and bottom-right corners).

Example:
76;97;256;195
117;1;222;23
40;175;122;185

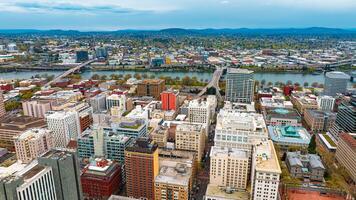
44;59;95;87
196;67;224;101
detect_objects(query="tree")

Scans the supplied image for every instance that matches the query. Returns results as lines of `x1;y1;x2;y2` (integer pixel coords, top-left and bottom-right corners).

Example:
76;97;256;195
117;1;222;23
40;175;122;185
100;75;107;80
142;74;148;79
110;74;119;80
261;79;266;85
286;80;293;85
5;101;21;111
267;82;273;86
134;73;142;80
21;91;34;100
303;82;309;88
149;75;155;79
91;74;100;80
124;74;132;80
308;134;316;154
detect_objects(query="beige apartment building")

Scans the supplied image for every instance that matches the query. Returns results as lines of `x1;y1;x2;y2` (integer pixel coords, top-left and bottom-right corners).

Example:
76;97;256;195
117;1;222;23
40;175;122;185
14;128;54;163
175;123;205;162
209;146;249;189
0;91;6;118
335;133;356;183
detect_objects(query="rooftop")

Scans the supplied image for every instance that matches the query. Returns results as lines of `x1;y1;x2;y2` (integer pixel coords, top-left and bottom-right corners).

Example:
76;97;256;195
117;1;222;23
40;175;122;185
125;137;158;154
339;132;356;150
0;116;46;132
205;184;250;200
14;128;51;141
325;71;350;79
254;140;281;174
227;68;254;74
176;123;204;133
265;107;301;120
210;146;249;159
155;161;192;186
139;79;164;85
268;126;311;145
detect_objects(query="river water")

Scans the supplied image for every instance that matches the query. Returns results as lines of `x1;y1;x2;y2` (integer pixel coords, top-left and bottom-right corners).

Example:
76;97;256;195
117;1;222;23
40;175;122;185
0;70;352;85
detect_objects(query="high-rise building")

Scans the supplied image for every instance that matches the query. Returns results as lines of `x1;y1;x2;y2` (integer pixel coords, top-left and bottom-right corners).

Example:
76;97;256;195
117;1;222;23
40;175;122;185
187;99;211;128
161;90;179;111
335;132;356;183
225;68;254;103
125;138;159;200
324;71;350;96
0;91;6;118
137;79;165;99
78;127;132;163
22;100;52;118
0;163;57;200
317;95;335;111
106;94;126;113
95;47;108;59
175;123;206;162
154;150;195;200
81;159;123;200
251;140;281;200
209;146;249;189
38;148;83;200
214;109;268;155
46;111;80;147
90;93;107;112
330;95;356;140
14;128;54;163
76;50;89;63
0;116;46;151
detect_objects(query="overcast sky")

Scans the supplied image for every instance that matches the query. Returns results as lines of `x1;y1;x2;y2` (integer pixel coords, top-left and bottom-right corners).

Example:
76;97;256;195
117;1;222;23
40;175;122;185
0;0;355;30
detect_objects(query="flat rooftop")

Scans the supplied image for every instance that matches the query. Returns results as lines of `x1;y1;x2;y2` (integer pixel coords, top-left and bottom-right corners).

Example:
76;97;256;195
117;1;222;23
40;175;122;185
125;138;158;154
268;126;311;145
264;107;301;120
254;140;281;174
210;146;249;159
205;184;250;200
0;116;46;132
155;161;191;186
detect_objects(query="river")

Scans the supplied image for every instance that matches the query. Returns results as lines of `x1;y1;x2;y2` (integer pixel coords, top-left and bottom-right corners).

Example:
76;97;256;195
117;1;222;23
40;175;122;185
0;70;353;85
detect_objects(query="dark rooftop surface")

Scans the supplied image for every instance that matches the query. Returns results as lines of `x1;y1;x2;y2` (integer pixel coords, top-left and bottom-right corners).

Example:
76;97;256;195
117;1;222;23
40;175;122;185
125;137;158;154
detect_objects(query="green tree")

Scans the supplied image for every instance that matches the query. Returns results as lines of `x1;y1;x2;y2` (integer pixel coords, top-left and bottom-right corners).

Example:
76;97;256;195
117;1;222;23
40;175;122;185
149;75;155;79
142;74;148;79
124;74;132;80
100;75;107;80
21;91;34;100
91;74;100;80
308;134;316;154
134;73;142;80
5;101;21;111
303;82;309;88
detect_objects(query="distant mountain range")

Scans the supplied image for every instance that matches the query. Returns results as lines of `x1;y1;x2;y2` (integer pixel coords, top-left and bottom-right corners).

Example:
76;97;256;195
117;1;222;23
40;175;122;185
0;27;355;37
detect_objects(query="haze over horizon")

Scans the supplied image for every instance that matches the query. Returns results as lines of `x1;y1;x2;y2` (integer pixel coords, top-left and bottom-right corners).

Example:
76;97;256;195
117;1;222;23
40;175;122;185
0;0;355;30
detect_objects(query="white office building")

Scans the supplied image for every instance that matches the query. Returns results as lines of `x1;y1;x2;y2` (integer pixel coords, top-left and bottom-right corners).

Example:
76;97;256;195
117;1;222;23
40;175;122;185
46;111;80;147
214;108;268;154
16;164;57;200
106;94;126;112
317;95;335;111
251;140;281;200
187;99;211;128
